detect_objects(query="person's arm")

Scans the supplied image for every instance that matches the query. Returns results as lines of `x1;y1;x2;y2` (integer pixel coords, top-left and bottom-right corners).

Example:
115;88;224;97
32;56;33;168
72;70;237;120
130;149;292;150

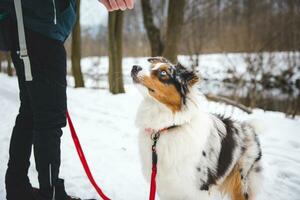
99;0;134;11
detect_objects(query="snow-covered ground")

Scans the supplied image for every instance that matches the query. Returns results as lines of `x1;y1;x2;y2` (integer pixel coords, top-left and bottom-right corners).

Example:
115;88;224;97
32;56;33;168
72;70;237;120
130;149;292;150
0;70;300;200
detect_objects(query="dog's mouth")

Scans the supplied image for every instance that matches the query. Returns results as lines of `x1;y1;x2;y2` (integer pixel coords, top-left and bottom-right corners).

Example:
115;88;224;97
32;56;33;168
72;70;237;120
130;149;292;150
132;76;155;93
131;65;155;93
147;87;155;93
131;65;141;83
131;74;140;83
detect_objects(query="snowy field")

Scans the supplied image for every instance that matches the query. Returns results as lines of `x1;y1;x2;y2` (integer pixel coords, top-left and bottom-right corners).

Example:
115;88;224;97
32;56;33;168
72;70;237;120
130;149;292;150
0;67;300;199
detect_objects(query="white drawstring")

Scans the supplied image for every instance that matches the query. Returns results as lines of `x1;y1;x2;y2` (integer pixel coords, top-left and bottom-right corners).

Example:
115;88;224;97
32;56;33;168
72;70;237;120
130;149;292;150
49;164;56;200
13;0;33;81
52;0;57;24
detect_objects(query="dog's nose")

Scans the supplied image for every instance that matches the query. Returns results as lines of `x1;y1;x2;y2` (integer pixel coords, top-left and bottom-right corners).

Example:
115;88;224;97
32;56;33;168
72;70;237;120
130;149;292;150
131;65;142;75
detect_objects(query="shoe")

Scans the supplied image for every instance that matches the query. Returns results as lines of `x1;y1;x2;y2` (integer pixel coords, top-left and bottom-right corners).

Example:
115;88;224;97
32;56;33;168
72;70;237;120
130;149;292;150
32;179;81;200
5;177;35;200
6;185;35;200
54;179;81;200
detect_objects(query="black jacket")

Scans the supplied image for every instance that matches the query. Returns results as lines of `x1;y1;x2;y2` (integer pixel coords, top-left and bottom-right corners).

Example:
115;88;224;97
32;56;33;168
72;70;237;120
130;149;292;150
0;0;76;42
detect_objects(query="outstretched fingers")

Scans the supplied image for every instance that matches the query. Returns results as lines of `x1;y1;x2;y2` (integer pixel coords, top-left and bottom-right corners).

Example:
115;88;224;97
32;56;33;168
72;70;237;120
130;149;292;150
99;0;135;11
99;0;113;11
116;0;127;10
124;0;134;9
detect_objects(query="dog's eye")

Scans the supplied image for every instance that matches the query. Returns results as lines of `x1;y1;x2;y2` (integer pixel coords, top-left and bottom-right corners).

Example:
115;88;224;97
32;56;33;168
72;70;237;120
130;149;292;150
160;70;167;77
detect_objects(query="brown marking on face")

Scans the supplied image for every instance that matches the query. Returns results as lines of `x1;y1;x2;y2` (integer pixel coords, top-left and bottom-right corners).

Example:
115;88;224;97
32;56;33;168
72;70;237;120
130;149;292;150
188;74;199;86
153;64;172;80
219;165;252;200
140;68;181;112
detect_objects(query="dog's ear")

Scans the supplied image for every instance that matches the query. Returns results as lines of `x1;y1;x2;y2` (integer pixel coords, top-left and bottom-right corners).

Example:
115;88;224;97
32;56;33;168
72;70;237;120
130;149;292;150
175;62;199;86
147;57;169;64
173;62;199;105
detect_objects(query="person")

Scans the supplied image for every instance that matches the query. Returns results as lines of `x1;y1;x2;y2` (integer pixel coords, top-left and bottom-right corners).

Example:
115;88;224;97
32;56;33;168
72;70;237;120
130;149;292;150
0;0;134;199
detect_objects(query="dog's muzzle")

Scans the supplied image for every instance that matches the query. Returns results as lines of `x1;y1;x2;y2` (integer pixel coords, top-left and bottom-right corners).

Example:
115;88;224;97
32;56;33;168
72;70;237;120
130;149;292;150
131;65;142;83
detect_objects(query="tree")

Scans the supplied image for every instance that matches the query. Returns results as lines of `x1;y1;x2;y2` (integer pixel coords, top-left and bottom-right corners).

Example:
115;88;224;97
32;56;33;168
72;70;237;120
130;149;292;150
163;0;186;62
108;11;125;94
71;0;85;88
141;0;186;63
140;0;164;57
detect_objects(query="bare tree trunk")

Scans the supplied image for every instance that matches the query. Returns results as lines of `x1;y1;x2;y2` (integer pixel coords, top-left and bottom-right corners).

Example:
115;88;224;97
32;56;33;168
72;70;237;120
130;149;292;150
71;0;85;88
141;0;186;63
141;0;164;56
162;0;186;63
108;11;125;94
6;52;13;76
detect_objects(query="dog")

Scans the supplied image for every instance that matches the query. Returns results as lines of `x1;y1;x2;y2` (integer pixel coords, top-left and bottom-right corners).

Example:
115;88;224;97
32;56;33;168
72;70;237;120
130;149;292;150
131;57;262;200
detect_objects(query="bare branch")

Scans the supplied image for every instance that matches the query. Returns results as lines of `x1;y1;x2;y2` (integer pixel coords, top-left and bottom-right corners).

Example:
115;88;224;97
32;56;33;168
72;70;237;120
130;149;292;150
205;93;253;114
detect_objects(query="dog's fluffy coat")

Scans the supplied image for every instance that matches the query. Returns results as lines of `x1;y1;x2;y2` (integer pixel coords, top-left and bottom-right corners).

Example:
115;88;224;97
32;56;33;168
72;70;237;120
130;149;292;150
132;57;262;200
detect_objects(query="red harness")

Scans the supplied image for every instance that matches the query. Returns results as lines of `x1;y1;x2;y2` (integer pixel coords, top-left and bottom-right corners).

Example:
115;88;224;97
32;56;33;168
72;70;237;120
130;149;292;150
148;125;178;200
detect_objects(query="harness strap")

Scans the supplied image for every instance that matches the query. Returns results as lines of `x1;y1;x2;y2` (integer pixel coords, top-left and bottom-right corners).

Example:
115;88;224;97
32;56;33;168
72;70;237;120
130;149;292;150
13;0;32;81
66;111;110;200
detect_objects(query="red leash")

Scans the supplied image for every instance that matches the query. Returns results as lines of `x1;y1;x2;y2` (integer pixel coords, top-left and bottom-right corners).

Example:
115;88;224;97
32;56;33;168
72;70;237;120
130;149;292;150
149;132;160;200
66;111;111;200
149;126;178;200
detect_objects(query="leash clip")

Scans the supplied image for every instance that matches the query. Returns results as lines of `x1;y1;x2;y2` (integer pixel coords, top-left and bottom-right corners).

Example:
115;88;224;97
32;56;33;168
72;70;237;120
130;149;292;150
151;131;160;141
151;131;160;152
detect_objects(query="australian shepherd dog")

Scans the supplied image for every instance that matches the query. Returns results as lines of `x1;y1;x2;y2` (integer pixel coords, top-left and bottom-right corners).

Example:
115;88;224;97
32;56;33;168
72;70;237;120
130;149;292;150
131;57;262;200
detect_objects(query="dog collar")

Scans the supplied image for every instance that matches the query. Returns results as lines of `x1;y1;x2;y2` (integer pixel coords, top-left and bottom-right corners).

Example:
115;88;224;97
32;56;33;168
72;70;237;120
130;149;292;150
145;125;179;136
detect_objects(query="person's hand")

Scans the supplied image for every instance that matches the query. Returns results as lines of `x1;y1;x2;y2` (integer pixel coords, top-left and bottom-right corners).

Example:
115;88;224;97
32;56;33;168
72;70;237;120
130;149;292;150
99;0;134;11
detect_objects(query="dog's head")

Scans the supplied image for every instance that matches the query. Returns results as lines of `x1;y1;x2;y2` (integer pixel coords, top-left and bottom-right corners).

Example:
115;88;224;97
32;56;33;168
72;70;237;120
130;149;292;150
131;57;199;112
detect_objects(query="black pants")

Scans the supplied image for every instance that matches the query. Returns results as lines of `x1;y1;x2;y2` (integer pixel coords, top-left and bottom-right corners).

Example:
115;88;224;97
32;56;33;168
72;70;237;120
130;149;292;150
5;28;67;200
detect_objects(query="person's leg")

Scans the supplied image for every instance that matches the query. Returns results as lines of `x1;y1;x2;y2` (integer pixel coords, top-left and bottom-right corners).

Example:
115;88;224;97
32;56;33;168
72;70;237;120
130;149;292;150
5;51;35;200
7;28;82;200
23;30;67;199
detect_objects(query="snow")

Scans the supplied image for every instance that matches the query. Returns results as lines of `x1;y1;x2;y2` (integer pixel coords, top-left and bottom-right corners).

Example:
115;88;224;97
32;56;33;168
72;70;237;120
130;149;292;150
1;65;300;199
